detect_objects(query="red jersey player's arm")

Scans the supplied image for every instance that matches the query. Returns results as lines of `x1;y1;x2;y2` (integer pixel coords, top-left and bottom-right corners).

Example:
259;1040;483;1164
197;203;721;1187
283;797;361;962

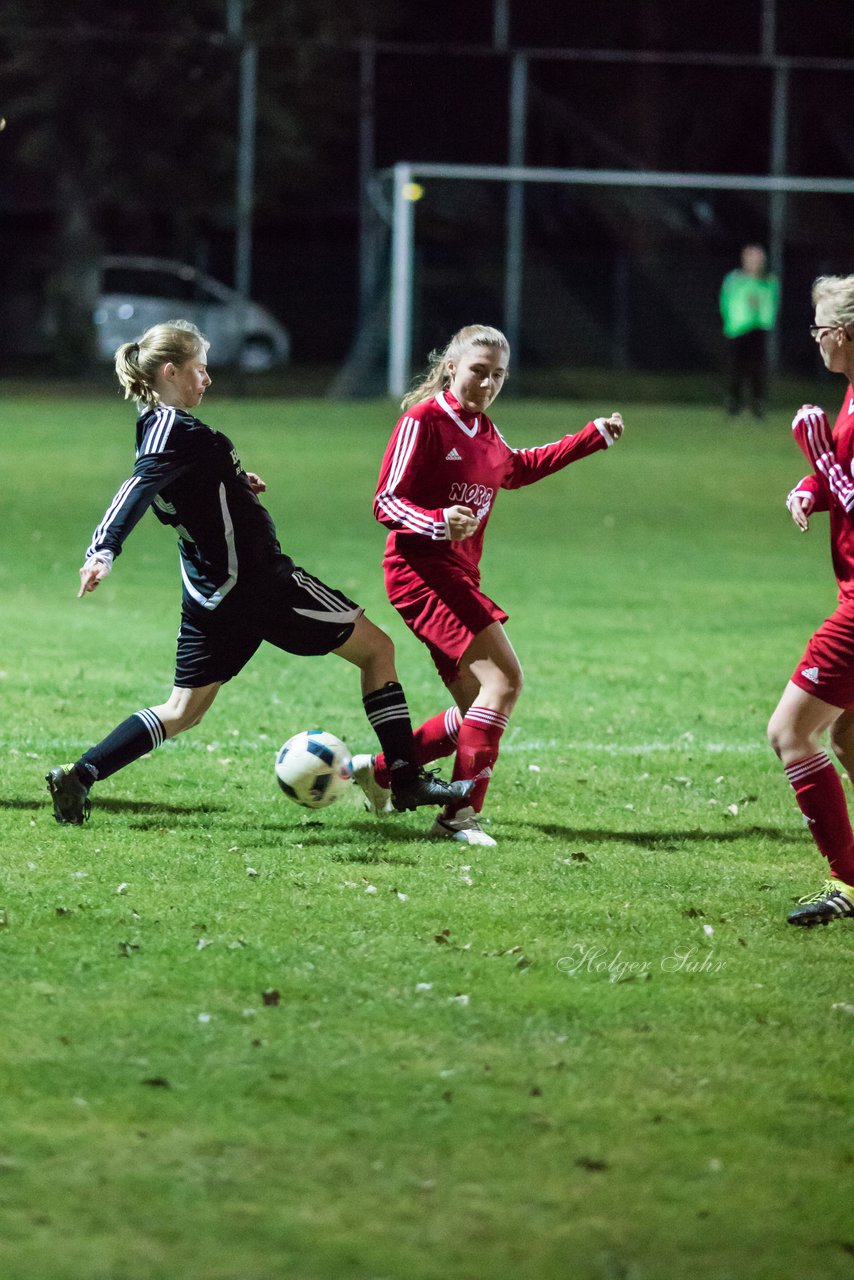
791;404;854;512
787;473;829;517
500;419;616;490
373;413;452;540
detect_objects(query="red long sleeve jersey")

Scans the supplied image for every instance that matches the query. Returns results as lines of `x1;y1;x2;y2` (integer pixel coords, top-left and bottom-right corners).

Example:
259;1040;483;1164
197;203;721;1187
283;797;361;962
791;385;854;603
374;391;613;573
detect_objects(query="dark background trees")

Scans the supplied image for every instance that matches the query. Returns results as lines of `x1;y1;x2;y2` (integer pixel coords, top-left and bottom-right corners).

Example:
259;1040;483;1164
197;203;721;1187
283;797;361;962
1;0;853;377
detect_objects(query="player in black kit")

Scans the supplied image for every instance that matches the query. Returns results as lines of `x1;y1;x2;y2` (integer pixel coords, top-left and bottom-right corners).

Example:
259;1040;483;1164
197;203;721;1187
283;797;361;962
46;320;471;824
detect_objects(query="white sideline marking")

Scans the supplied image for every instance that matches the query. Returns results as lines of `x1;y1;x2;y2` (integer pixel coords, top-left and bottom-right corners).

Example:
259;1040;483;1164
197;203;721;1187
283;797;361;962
502;740;764;755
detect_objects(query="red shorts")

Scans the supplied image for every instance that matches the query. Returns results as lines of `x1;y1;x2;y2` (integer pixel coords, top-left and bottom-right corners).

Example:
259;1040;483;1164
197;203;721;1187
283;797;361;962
791;601;854;708
384;551;508;685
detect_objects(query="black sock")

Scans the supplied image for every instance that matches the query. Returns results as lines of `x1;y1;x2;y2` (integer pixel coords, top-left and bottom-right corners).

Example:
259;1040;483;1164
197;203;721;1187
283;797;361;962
75;710;166;784
362;683;418;787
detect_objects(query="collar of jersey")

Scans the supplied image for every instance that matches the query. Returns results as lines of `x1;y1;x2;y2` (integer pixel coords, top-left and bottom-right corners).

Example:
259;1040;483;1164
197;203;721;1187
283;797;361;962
436;390;480;437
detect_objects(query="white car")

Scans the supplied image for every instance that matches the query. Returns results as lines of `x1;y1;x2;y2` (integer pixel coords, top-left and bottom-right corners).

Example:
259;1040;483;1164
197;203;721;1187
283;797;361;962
94;256;291;371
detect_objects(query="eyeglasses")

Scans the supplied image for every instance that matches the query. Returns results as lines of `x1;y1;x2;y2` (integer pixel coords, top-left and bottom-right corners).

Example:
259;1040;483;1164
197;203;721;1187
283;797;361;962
810;323;843;338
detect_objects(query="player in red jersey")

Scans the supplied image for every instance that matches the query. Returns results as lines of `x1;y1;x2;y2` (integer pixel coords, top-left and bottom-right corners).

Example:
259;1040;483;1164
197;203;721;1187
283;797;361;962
768;275;854;926
351;324;624;845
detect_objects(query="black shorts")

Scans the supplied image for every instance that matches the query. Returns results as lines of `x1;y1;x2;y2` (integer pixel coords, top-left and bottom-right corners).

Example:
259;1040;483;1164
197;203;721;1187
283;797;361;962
174;557;364;688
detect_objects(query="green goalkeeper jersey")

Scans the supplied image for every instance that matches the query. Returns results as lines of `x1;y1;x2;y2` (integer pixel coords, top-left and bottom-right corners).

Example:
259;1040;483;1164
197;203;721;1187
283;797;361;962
719;269;780;339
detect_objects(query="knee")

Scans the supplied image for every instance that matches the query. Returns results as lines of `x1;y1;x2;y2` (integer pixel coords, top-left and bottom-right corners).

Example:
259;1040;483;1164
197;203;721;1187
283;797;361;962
767;712;790;760
491;662;523;709
373;627;396;667
507;664;524;703
767;710;814;763
355;618;396;670
157;698;209;738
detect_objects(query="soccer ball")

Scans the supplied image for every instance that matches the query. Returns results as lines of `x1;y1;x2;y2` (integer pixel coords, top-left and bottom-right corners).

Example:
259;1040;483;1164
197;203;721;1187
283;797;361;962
274;730;353;809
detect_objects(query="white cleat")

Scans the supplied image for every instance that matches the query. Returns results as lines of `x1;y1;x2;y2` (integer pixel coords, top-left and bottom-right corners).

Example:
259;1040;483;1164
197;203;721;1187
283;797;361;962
351;754;392;815
429;805;497;847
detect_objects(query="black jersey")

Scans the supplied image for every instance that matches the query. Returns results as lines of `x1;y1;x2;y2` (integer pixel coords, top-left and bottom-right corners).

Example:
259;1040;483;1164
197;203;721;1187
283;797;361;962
86;405;283;610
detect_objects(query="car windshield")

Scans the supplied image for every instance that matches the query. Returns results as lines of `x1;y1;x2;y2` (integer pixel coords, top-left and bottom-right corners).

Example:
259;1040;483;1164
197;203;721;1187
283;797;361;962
102;268;196;301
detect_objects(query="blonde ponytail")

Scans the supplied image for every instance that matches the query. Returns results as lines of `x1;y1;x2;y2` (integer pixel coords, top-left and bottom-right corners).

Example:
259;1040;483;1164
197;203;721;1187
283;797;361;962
114;320;209;407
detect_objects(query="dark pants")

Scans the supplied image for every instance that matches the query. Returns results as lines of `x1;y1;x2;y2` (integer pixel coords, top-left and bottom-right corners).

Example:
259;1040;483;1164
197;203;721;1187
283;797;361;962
726;329;768;418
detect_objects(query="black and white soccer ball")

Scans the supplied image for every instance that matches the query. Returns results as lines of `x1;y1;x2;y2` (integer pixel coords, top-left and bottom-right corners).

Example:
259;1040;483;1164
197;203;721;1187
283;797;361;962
274;730;353;809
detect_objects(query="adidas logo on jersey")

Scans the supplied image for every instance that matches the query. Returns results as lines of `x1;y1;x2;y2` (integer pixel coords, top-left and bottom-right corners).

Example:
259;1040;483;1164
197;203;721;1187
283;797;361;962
445;448;462;461
801;666;820;684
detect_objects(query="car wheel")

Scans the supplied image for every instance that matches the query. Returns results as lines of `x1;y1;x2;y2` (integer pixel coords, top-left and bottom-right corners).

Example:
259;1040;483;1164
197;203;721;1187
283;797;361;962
238;336;277;372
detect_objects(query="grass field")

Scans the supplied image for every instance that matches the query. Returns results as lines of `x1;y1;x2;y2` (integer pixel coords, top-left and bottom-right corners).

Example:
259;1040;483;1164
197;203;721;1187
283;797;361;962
1;393;853;1280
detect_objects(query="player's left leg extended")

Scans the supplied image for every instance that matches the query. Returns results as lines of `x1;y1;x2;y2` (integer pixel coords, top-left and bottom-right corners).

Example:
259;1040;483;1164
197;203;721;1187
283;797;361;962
46;683;222;824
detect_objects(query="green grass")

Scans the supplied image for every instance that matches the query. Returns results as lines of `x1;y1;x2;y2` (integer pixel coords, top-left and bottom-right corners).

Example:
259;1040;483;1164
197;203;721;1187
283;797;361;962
1;394;853;1280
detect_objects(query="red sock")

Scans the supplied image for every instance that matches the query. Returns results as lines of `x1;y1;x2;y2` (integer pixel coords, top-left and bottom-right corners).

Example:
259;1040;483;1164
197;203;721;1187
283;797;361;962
374;706;462;789
448;706;509;815
785;752;854;883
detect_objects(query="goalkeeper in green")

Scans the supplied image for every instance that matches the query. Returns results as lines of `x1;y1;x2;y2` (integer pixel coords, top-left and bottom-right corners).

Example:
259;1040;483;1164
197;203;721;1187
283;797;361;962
720;244;780;419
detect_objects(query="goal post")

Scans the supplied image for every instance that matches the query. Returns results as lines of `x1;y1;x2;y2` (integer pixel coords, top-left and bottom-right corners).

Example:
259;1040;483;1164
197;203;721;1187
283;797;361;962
384;161;854;399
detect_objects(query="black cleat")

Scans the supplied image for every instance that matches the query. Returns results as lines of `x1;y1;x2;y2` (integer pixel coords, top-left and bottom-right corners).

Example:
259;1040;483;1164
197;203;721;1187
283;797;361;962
46;765;91;825
787;880;854;927
391;769;475;813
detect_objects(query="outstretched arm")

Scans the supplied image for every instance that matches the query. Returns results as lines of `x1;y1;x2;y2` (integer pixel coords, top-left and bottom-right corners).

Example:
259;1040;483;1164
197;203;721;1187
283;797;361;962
502;411;625;490
79;437;193;598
